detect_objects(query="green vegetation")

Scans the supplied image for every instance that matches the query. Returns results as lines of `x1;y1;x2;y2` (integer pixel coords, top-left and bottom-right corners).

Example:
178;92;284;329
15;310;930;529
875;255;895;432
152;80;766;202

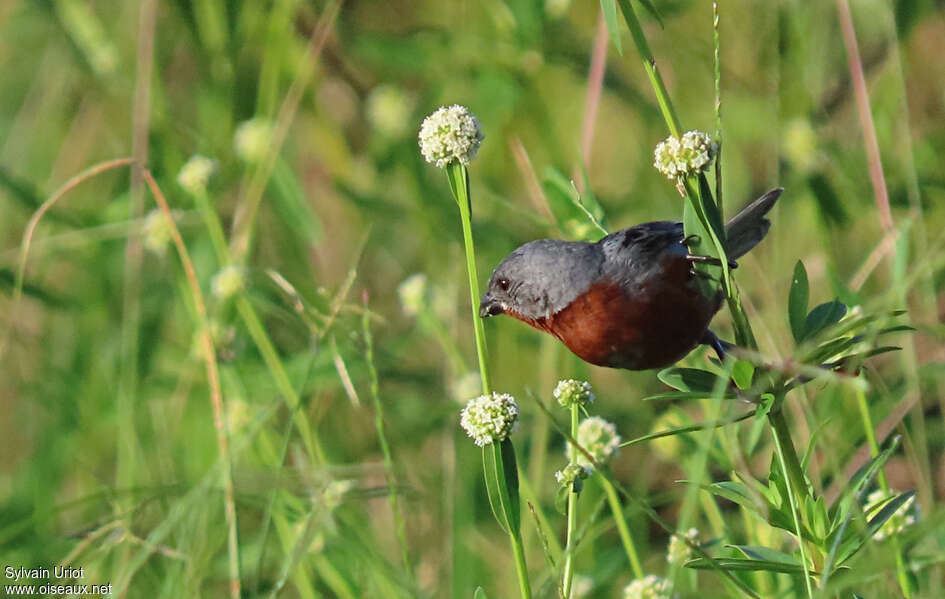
2;1;944;597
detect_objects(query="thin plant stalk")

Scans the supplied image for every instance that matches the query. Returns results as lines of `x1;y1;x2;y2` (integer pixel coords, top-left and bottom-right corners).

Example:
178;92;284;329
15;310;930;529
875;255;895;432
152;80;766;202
448;162;491;394
142;172;241;599
771;411;814;599
855;381;912;597
562;404;580;597
188;186;326;463
601;476;644;578
363;293;413;578
446;161;530;599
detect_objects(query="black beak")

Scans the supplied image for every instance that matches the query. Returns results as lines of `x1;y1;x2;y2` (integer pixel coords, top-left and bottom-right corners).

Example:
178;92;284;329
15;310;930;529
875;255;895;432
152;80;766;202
479;294;504;318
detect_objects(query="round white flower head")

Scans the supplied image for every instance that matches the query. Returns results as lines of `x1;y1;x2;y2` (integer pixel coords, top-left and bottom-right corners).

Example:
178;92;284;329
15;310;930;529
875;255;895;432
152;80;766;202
177;154;216;195
553;379;595;408
460;392;519;447
653;130;717;180
567;416;621;472
554;462;588;486
418;105;484;168
397;274;428;317
623;575;675;599
366;84;413;138
212;265;245;300
234;118;274;163
666;527;699;564
865;489;918;541
143;209;173;253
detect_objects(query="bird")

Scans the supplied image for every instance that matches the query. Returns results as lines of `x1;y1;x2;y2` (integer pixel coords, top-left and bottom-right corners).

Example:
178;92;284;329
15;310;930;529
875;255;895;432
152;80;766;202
478;188;783;370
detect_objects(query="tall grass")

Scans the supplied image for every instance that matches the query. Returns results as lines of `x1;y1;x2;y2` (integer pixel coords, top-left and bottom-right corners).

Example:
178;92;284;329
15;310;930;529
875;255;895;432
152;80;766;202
1;1;944;597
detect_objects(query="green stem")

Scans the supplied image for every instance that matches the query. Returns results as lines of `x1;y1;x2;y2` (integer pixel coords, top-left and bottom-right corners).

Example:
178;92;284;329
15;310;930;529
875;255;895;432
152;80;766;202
236;296;325;462
562;404;580;597
601;476;644;578
510;531;532;599
771;409;814;599
448;162;491;394
446;161;530;599
616;0;682;136
855;382;912;597
767;406;809;503
363;302;412;578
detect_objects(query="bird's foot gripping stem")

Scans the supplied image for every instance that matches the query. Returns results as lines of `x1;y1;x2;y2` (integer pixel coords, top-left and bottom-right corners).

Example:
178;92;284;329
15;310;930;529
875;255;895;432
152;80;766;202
686;253;738;269
701;330;733;362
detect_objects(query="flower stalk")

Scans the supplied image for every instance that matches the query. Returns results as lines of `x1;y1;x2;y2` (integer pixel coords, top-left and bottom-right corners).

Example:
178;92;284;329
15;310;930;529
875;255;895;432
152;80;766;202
562;403;580;597
425;107;530;598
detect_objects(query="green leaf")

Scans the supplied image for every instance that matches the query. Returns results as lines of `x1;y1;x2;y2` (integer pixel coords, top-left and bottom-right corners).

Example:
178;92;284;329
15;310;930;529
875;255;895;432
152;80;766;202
642;390;737;401
804;300;847;341
684;557;811;575
482;444;510;534
474;586;488;599
636;0;664;27
730;545;803;568
789;260;809;343
830;435;900;514
702;481;766;520
500;438;522;534
731;360;754;390
838;491;916;564
271;158;323;244
625;411;753;446
554;484;569;516
481;439;521;535
600;0;622;55
658;367;722;393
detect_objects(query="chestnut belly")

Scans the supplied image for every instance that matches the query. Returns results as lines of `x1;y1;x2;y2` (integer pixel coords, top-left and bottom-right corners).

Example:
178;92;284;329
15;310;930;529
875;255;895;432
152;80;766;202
544;276;722;371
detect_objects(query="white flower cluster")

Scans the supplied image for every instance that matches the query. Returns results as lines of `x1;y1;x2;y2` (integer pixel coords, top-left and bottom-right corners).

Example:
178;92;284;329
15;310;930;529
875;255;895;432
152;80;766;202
418;105;484;168
460;392;519;447
554;462;588;486
234;118;274;163
366;85;413;138
553;379;595;408
212;265;245;300
622;575;675;599
143;209;173;253
666;527;699;564
865;489;917;541
653;130;717;180
397;274;428;317
567;416;621;472
177;154;216;195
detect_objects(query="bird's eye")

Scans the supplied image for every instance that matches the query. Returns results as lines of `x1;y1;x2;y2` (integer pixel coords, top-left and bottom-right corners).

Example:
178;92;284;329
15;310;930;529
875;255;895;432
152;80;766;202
497;277;510;291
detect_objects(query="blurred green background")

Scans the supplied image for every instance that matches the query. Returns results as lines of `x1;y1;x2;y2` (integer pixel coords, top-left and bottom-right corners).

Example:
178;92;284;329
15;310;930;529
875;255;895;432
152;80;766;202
2;0;945;597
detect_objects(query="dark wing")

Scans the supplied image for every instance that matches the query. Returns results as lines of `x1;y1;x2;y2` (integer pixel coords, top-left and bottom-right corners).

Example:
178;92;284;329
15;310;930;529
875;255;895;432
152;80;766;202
724;188;783;259
598;220;685;281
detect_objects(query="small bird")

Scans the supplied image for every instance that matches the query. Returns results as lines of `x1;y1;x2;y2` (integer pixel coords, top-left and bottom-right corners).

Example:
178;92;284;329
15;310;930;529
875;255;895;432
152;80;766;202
479;188;783;370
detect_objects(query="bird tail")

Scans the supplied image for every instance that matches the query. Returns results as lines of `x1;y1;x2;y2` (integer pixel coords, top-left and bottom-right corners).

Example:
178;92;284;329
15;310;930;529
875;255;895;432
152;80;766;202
724;187;783;259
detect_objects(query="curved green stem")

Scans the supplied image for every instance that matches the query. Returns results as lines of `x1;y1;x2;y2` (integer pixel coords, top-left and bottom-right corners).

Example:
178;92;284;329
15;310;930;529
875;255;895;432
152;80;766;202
602;476;644;578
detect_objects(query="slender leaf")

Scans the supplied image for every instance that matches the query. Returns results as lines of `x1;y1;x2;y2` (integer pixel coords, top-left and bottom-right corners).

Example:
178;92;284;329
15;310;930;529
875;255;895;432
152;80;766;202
600;0;622;55
658;367;722;393
789;260;809;343
804;300;847;341
685;557;812;575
